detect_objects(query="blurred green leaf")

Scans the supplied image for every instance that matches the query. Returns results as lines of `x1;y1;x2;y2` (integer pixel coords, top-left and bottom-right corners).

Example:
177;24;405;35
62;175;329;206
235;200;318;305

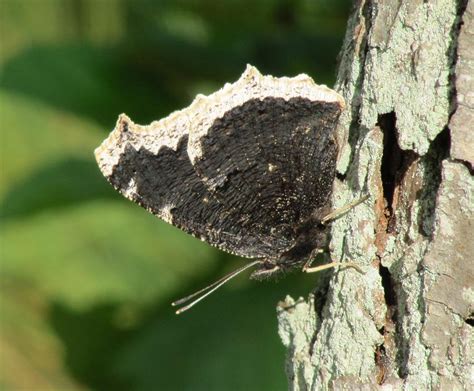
0;90;103;197
0;45;179;127
0;0;124;64
0;282;83;390
48;301;135;390
1;200;220;308
111;282;291;391
1;157;117;220
48;272;316;391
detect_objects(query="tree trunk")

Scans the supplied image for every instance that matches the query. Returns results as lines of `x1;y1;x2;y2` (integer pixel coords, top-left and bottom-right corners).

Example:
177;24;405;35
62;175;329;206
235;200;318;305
277;0;473;389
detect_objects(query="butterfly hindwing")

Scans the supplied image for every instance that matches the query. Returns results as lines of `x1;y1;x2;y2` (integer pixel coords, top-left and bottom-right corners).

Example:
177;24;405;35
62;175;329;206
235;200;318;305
95;66;344;259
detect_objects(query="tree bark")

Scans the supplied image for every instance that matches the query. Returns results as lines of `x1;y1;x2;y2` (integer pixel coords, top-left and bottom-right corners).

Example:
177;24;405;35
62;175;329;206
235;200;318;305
277;0;473;389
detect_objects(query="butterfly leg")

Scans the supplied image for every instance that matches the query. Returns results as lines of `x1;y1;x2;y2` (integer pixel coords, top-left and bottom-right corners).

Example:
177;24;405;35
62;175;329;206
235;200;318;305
302;195;370;274
303;249;364;274
303;261;363;274
320;194;369;225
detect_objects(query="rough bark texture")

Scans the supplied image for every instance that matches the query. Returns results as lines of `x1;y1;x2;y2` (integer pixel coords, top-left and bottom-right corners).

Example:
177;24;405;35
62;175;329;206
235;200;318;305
277;1;473;389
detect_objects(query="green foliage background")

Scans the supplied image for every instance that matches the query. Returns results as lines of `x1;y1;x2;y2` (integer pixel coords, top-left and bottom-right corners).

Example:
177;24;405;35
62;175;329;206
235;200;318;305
0;0;350;389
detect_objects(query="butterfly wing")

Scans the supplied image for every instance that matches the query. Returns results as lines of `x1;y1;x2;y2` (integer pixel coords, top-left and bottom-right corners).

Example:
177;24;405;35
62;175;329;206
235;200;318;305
95;66;343;259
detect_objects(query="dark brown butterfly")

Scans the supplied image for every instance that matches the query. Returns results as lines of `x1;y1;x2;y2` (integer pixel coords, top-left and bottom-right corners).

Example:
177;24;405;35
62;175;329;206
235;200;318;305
95;65;366;314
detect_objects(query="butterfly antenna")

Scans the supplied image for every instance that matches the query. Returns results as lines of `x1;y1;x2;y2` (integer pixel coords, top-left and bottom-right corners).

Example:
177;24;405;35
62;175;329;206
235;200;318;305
171;260;261;315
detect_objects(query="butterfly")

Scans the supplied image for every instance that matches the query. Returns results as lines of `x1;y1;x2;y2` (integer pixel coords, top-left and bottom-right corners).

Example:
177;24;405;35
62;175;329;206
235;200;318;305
95;65;366;314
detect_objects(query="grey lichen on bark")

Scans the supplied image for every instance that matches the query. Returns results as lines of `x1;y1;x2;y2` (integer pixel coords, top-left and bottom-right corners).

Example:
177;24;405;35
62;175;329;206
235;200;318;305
277;0;473;389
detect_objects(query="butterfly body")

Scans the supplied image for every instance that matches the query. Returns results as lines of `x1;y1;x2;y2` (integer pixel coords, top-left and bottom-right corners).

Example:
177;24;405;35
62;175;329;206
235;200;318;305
251;205;332;279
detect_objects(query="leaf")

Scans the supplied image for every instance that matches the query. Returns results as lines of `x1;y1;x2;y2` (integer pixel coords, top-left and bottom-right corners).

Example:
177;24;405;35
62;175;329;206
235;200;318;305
0;45;178;127
0;91;103;197
1;200;219;308
110;278;304;391
48;274;313;391
1;157;117;220
0;282;84;390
